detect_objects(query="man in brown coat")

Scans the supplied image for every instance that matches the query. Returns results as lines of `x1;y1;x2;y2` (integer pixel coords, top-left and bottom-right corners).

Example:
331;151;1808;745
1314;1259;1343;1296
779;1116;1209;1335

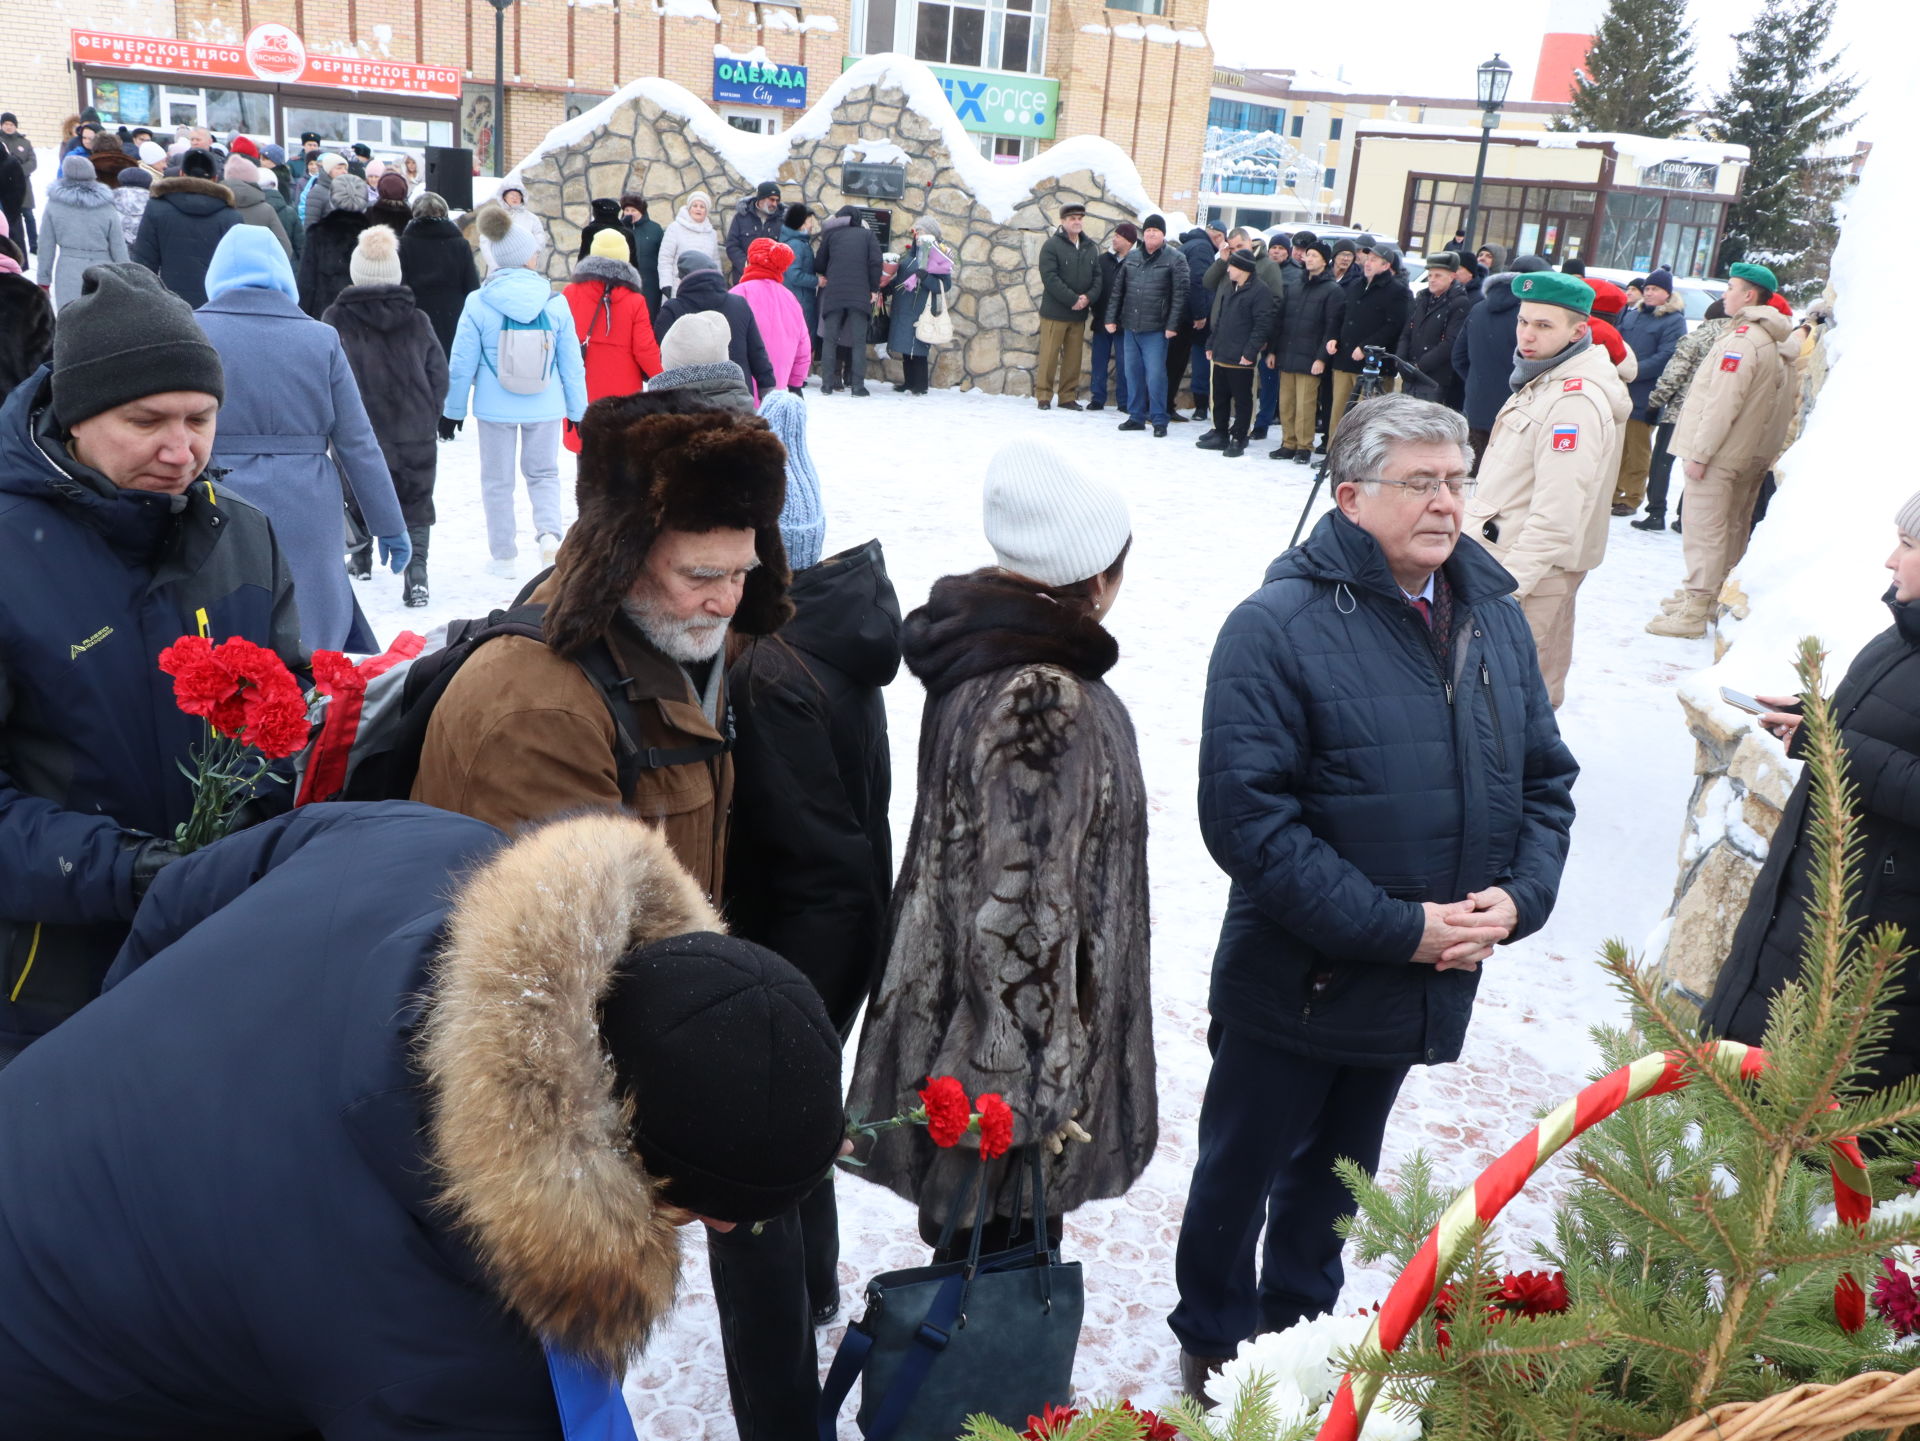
1644;262;1797;640
410;390;791;900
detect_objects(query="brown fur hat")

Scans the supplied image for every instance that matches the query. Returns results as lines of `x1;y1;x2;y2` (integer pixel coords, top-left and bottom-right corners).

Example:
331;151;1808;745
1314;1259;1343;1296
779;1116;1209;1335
545;390;793;657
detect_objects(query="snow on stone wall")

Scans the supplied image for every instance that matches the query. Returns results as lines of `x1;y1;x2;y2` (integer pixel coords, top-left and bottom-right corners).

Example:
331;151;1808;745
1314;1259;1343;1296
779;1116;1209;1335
512;54;1162;394
1650;127;1912;1006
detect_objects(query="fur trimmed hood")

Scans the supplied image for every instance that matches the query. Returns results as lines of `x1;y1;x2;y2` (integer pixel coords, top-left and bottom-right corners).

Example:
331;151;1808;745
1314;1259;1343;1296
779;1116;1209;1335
151;174;235;206
572;254;642;291
547;389;792;657
48;175;113;207
903;568;1120;699
420;813;721;1371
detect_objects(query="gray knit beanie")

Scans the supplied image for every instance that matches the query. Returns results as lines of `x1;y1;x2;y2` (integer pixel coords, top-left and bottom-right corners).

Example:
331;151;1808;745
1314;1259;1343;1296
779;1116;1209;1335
983;440;1131;588
677;249;719;279
1896;492;1920;541
52;264;225;427
329;172;369;213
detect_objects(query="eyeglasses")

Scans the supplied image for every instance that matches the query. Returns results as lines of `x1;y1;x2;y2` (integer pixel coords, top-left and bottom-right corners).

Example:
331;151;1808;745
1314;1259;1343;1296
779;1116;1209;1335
1362;477;1477;500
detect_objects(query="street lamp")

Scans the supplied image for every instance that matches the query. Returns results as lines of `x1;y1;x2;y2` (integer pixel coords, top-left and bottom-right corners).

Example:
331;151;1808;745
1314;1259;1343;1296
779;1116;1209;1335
1461;52;1512;256
487;0;516;177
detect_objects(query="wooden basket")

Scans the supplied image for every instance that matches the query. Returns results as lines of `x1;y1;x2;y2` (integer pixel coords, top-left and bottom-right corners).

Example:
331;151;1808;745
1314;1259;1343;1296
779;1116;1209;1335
1655;1368;1920;1441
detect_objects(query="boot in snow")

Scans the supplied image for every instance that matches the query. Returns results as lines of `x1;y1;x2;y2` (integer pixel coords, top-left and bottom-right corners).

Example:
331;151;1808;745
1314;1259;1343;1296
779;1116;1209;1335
1646;591;1713;638
403;525;430;608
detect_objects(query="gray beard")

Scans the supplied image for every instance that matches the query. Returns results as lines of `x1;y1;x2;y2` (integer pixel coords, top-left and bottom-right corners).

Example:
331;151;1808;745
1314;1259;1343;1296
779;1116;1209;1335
621;596;730;664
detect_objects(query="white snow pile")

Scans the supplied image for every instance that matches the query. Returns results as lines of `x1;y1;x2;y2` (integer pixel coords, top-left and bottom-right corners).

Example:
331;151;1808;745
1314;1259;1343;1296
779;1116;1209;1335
504;53;1159;222
842;138;910;165
1682;122;1918;726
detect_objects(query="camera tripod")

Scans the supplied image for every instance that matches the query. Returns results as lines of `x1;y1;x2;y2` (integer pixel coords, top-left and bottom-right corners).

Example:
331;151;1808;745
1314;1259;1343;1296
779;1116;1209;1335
1287;347;1436;548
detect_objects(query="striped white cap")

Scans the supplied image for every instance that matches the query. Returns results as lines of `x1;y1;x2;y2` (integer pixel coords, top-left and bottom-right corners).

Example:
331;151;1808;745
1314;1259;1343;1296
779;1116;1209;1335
983;441;1131;588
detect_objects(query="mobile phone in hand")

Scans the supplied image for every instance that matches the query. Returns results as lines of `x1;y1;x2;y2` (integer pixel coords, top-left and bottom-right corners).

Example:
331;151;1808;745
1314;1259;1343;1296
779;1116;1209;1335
1720;686;1768;715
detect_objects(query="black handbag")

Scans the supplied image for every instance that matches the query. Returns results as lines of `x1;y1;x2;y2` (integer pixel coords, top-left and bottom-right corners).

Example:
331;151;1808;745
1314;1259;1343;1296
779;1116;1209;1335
818;1148;1082;1441
868;304;892;347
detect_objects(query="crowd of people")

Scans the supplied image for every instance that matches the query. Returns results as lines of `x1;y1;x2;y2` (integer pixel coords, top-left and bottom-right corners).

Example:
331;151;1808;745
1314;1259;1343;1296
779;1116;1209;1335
0;104;1869;1441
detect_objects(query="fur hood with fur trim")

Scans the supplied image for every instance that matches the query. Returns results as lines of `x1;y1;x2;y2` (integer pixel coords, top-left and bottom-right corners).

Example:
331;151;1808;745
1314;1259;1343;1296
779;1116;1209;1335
150;173;235;208
421;812;720;1370
547;388;791;657
573;253;642;291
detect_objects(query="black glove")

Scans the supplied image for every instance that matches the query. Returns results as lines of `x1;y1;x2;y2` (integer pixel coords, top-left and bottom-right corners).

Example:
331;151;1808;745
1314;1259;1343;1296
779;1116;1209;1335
437;416;462;442
1646;405;1664;424
789;384;805;396
128;836;185;903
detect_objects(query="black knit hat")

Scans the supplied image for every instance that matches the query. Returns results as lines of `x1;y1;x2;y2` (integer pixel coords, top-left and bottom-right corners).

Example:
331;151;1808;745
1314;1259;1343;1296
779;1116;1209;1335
182;148;217;180
1228;249;1258;274
1141;213;1167;234
600;932;843;1224
1291;228;1318;248
783;202;812;230
52;264;224;427
754;180;782;201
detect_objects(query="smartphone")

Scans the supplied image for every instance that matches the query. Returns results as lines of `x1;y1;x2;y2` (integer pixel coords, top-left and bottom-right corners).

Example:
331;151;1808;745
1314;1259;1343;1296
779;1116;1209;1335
1720;686;1768;715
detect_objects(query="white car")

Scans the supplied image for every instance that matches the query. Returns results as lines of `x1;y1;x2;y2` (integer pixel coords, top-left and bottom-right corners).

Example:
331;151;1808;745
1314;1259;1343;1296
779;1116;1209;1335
1581;264;1731;331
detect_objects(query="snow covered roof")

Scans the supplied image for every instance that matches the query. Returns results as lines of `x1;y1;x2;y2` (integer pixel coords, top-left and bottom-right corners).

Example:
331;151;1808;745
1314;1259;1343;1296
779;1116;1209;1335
508;53;1159;223
1352;120;1749;170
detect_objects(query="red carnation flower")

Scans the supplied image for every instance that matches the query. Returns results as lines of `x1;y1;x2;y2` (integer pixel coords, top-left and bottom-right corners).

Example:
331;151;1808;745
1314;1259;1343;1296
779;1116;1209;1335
1490;1270;1569;1318
159;636;241;719
240;673;310;758
310;649;365;698
1907;1162;1920;1190
977;1093;1015;1161
1118;1400;1179;1441
1873;1258;1920;1337
918;1076;972;1149
1022;1403;1078;1440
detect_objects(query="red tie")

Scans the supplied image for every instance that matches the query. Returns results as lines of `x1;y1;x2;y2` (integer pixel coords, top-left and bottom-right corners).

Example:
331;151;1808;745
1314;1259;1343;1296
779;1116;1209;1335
1410;596;1433;629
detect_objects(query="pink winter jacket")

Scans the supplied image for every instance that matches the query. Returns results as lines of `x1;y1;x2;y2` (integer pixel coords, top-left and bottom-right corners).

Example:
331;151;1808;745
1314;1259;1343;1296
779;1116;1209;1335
730;277;812;390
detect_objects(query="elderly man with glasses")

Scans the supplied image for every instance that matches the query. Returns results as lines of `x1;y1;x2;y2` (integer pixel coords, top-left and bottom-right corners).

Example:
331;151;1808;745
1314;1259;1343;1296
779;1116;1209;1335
1169;393;1579;1401
1468;269;1633;708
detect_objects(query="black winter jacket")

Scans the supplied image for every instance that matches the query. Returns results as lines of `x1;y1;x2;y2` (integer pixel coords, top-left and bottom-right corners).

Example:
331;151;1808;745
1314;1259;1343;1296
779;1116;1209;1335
726;540;901;1034
0;368;303;1057
1398;282;1475;400
652;268;777;394
322;284;449;527
130;175;241;309
1180;232;1216;326
814;208;882;315
1333;269;1413;374
0;276;53;403
1452;274;1522;431
0;147;25;244
298;206;370;318
1706;594;1920;1084
1103;240;1189;334
726;198;784;276
1199;510;1577;1066
1037;228;1104;324
578;198;638;266
1273;269;1347;374
400;216;481;357
1206;276;1278;366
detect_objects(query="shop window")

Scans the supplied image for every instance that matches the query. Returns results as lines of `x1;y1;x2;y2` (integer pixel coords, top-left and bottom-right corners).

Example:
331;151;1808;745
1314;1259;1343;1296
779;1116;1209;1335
285;106;353;148
88;80;159;127
1596;191;1662;271
204;88;272;136
973;132;1031;163
915;0;1047;73
724;110;783;135
1105;0;1165;13
1328;118;1342;140
1207;99;1281;133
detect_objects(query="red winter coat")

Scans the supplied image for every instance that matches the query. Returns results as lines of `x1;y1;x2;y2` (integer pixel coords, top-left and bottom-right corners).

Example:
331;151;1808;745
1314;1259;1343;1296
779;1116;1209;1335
562;256;662;453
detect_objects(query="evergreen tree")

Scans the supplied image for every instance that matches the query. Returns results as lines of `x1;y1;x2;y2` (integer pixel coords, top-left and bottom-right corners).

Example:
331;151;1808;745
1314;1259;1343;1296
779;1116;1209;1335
1706;0;1860;289
1551;0;1696;138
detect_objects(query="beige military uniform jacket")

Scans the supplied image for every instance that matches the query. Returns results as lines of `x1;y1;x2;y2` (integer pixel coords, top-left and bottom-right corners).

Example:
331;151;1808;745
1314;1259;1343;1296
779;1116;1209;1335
1671;305;1796;472
1466;336;1633;599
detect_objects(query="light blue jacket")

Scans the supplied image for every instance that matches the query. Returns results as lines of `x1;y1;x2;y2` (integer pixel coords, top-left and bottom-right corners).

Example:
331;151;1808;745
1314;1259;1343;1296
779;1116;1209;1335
444;266;589;426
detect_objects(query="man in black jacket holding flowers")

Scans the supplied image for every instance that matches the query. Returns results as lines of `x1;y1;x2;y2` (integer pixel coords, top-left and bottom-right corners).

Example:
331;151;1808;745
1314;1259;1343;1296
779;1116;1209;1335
0;263;301;1062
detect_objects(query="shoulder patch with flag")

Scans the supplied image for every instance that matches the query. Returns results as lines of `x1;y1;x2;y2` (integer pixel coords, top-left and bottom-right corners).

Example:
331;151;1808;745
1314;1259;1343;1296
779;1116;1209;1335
1735;325;1750;335
1562;377;1583;391
1721;352;1743;372
1551;424;1579;452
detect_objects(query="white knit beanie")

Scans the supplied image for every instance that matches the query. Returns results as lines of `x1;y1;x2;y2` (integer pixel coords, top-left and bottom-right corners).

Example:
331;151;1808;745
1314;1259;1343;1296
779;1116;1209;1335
350;225;404;287
478;201;540;271
983;441;1131;587
659;311;732;370
1897;491;1920;540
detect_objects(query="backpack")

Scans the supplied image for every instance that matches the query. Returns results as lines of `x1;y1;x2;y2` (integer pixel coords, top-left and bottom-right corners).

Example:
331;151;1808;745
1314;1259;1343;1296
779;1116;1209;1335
482;304;559;395
295;599;730;807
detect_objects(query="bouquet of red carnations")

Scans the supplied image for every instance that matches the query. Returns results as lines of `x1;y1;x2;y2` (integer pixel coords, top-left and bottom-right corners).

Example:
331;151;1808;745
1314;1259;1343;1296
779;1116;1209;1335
846;1075;1018;1162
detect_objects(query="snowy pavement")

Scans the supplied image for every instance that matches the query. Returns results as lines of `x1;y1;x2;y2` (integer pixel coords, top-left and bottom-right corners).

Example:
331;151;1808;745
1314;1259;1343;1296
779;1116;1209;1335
354;386;1715;1431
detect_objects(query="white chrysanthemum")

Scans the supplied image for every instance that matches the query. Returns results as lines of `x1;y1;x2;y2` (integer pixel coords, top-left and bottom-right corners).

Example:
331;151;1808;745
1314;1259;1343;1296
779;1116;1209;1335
1207;1312;1376;1409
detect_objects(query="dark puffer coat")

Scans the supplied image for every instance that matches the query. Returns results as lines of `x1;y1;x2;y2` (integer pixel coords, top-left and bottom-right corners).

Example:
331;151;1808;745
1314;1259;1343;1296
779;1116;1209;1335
1706;594;1920;1084
298;205;371;318
322;283;449;528
1180;230;1216;324
1333;268;1413;374
726;198;784;275
814;207;882;317
0;367;302;1057
0;276;53;402
779;222;819;335
846;570;1157;1239
1206;273;1278;365
577;197;637;266
1103;238;1190;334
652;268;776;395
129;175;240;309
1617;296;1688;421
0;146;25;244
1397;281;1476;401
726;540;901;1034
1273;268;1348;374
1200;509;1578;1067
400;215;481;356
1452;273;1525;432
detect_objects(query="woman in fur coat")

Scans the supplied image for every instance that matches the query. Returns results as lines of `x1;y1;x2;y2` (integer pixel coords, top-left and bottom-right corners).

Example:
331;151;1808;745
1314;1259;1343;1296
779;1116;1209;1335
847;440;1156;1254
0;219;52;400
38;152;127;311
399;192;480;357
297;173;371;319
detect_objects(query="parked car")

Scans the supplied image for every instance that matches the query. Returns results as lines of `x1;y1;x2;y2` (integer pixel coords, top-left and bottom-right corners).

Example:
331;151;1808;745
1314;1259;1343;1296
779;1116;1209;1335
1583;264;1731;330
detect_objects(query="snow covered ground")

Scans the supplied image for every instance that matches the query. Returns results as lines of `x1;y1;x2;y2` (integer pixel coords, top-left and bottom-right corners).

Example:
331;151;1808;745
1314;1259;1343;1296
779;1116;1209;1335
355;386;1713;1432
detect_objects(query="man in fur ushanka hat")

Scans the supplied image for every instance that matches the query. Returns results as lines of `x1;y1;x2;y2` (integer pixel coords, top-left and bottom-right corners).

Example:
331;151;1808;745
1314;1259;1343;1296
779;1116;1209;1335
413;388;790;900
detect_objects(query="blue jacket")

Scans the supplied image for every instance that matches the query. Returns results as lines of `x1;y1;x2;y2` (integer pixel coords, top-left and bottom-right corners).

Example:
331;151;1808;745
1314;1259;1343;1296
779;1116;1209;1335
0;367;302;1056
1180;231;1215;326
1617;297;1688;421
1199;510;1578;1066
445;265;589;426
1452;272;1522;432
0;802;678;1439
779;222;819;335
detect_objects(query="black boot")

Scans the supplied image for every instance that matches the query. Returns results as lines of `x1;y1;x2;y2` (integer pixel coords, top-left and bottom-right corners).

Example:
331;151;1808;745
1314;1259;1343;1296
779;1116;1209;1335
346;545;372;581
1630;513;1667;532
403;525;431;607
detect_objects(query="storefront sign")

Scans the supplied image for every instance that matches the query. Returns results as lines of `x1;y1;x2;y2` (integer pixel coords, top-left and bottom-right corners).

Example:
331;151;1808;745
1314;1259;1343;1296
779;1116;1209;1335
713;58;808;110
70;27;463;100
841;58;1057;140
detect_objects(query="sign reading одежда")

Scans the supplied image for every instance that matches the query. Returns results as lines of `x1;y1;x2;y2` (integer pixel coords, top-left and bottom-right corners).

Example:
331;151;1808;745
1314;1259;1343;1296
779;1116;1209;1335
69;26;462;100
713;57;809;110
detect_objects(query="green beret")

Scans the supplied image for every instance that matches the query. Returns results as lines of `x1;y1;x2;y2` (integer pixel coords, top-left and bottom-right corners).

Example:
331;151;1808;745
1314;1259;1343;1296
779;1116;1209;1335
1512;270;1594;316
1728;261;1778;295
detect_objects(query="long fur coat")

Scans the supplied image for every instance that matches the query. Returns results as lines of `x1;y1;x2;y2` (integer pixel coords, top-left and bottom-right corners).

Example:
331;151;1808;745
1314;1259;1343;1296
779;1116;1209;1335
846;570;1156;1237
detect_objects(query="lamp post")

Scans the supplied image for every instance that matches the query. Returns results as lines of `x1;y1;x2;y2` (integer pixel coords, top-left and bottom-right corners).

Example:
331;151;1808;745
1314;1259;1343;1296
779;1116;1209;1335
1460;52;1512;256
487;0;515;177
